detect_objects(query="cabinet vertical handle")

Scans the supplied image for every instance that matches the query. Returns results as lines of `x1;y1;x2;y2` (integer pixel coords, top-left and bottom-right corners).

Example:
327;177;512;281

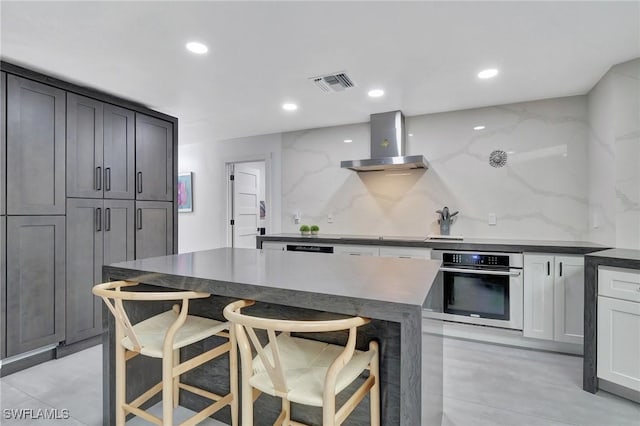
137;172;143;193
547;261;550;276
137;208;142;230
559;262;563;277
96;166;102;191
96;208;102;232
105;208;111;231
105;168;111;192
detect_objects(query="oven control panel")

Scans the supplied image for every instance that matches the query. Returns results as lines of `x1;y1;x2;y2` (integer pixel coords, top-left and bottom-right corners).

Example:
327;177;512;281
443;253;510;267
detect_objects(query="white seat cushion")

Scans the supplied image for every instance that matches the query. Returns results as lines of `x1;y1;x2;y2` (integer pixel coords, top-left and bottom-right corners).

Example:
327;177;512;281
121;310;229;358
249;334;375;407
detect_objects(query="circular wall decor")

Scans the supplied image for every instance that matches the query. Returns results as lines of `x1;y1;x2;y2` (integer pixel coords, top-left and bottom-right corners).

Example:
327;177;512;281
489;150;508;168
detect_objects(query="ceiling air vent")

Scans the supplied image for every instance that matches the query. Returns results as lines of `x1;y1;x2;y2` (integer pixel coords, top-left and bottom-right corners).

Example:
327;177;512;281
309;71;356;93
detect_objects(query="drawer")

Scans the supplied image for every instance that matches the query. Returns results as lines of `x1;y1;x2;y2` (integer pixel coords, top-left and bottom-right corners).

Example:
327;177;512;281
261;242;287;251
334;245;379;256
598;266;640;303
378;246;431;259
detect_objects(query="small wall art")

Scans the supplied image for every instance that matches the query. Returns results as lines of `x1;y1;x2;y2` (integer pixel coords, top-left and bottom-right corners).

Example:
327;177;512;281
178;172;193;212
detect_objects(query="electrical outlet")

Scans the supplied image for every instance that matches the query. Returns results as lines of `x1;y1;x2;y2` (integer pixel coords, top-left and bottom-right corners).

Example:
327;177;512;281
327;213;334;224
293;212;301;224
488;213;497;226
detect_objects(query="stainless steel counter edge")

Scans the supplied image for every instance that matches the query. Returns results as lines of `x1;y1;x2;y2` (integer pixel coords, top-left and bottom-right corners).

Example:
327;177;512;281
258;234;609;255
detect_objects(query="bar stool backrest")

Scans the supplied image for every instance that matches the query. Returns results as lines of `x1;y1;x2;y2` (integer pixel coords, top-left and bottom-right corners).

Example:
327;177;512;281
92;280;210;352
223;300;370;399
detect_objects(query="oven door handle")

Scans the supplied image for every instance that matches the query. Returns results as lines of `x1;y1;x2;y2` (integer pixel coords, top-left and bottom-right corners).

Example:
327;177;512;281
440;267;521;277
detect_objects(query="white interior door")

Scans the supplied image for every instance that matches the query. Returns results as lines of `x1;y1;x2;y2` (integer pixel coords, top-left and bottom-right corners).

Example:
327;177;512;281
233;164;260;248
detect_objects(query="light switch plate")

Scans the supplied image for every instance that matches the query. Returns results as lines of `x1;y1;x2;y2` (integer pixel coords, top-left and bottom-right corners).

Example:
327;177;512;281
488;213;497;226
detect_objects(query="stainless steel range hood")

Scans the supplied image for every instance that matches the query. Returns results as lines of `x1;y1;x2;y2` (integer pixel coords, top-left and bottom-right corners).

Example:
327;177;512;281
340;111;429;172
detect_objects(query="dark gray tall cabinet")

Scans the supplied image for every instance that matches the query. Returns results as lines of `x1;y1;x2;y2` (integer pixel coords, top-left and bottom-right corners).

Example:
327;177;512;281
67;94;135;200
6;216;66;356
135;201;174;259
136;114;174;202
66;199;134;344
1;72;6;360
0;62;178;374
6;75;66;215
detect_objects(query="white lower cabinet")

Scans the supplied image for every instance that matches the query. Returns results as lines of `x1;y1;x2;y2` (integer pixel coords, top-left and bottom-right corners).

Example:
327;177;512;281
378;246;431;259
597;266;640;392
523;254;584;344
597;296;640;392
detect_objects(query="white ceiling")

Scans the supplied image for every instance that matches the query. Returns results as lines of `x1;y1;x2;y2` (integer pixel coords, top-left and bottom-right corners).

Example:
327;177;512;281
1;1;638;144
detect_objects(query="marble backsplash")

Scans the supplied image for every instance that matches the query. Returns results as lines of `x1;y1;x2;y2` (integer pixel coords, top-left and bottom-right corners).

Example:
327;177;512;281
282;96;591;240
588;58;640;249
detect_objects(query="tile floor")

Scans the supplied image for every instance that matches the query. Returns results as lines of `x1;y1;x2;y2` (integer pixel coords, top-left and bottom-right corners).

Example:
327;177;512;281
0;337;638;425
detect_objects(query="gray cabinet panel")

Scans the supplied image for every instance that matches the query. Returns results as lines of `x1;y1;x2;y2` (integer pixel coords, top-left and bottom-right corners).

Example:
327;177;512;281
6;216;65;356
104;105;135;200
67;94;103;198
7;76;65;215
1;72;6;215
66;199;103;344
1;216;6;359
135;114;173;201
103;199;135;266
135;201;173;259
65;199;134;345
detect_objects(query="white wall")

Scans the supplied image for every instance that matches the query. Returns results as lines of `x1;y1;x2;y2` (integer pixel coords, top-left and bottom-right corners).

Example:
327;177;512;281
282;96;590;240
588;58;640;249
178;134;282;253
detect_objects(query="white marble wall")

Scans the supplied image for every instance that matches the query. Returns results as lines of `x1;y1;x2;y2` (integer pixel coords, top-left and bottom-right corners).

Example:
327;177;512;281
588;58;640;249
282;96;590;240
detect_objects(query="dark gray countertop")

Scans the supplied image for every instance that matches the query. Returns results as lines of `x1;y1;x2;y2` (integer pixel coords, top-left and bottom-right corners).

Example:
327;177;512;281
585;248;640;264
105;247;441;311
258;233;608;255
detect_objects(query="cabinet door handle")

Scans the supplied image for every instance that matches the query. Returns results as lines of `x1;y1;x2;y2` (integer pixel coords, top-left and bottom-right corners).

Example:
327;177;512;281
105;167;111;192
547;261;550;276
137;208;142;230
559;262;563;277
96;207;102;232
137;172;143;193
105;208;111;231
96;166;102;191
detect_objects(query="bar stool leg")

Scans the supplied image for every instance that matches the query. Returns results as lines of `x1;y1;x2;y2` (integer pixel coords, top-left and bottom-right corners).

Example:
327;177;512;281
115;323;127;426
370;341;381;426
238;324;254;426
282;398;291;424
229;328;239;426
162;352;174;426
173;349;180;409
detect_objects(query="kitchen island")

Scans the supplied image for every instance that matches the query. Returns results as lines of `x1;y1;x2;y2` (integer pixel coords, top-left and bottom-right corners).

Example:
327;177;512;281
102;248;442;425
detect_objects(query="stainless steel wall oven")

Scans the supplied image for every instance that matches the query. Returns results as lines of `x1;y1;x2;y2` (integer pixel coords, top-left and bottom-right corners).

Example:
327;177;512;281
425;250;524;330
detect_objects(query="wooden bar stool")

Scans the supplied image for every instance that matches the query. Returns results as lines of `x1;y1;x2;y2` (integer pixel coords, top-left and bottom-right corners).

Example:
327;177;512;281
93;280;238;426
223;300;380;426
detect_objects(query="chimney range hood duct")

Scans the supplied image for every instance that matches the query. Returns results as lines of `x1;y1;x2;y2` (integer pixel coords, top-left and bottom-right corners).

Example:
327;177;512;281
340;111;429;172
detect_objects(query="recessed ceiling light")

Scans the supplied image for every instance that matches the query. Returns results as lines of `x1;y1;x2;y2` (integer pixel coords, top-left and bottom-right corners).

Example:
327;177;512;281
282;103;298;111
343;139;353;143
368;89;385;98
408;133;414;137
186;41;208;54
478;68;499;79
473;125;486;130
